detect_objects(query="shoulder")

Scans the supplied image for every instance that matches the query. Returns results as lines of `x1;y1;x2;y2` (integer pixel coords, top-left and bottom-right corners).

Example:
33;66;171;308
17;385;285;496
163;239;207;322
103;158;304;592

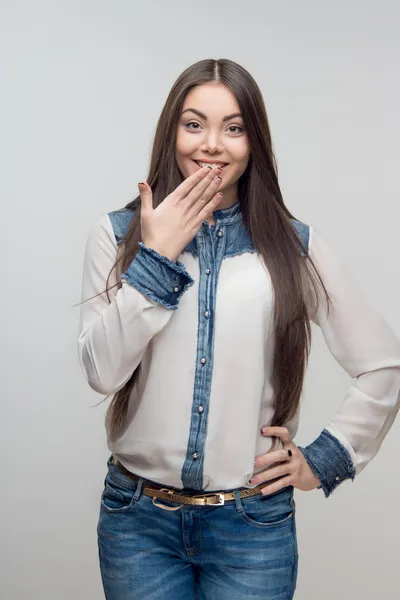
84;207;136;254
108;206;138;245
290;218;310;256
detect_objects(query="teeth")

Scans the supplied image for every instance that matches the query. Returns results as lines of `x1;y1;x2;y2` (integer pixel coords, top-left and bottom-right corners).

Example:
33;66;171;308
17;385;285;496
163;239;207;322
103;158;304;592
197;161;226;169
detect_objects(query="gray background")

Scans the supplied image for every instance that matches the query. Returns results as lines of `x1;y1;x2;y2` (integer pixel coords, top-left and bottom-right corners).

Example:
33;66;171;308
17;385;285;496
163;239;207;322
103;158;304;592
2;1;399;598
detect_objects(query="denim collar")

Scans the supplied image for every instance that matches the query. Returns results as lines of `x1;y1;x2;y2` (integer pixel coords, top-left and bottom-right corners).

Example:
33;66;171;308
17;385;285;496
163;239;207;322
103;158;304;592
213;200;242;225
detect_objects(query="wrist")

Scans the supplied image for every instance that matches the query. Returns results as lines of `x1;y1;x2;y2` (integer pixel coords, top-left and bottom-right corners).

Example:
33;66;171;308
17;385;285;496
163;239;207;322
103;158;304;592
141;241;179;263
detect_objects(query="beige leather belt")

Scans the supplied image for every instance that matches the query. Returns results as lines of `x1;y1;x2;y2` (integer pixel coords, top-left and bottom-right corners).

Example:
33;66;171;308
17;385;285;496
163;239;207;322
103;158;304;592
113;457;282;507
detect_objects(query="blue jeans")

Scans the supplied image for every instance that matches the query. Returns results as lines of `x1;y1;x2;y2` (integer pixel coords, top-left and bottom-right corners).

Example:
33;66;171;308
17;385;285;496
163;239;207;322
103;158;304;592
98;456;298;599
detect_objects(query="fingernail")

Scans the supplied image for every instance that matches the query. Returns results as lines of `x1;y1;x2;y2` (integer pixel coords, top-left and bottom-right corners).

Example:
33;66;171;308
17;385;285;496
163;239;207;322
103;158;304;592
138;182;145;187
288;449;293;457
261;427;269;434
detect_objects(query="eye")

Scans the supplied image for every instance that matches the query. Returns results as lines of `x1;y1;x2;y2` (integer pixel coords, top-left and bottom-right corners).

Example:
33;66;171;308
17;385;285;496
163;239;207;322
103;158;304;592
227;125;244;134
185;121;201;130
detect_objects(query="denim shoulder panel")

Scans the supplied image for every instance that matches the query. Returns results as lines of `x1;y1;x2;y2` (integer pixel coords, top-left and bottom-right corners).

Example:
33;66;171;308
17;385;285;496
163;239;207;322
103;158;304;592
291;218;310;256
108;208;136;245
225;220;255;258
224;218;310;259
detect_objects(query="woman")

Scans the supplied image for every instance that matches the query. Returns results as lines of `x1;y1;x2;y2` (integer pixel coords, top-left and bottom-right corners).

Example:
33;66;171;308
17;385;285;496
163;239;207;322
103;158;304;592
78;58;400;599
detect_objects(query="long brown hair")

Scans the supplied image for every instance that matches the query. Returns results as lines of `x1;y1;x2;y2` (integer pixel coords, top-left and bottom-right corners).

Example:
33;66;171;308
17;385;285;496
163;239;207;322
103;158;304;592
101;58;331;441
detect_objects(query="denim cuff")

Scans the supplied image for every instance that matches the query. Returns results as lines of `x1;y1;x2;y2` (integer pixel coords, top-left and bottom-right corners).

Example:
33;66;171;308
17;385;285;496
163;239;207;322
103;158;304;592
298;429;356;498
121;242;194;310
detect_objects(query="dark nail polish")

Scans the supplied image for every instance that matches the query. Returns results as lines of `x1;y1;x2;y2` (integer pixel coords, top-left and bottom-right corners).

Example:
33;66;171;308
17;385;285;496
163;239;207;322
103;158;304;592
288;449;293;457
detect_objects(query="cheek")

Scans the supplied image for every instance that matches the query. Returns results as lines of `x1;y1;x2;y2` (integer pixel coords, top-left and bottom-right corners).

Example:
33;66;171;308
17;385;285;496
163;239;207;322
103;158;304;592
232;153;250;177
230;138;250;168
176;131;198;159
239;139;251;165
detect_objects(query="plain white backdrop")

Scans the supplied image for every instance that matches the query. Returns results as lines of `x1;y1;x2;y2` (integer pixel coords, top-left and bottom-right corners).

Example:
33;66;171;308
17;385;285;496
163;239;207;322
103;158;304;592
2;1;400;598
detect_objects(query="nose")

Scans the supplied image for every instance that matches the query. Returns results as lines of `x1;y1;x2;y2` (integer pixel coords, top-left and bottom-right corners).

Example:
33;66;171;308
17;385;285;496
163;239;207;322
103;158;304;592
201;130;224;155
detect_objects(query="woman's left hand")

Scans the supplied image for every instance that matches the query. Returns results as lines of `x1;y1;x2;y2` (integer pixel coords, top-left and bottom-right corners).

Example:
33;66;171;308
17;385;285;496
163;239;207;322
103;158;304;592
250;426;321;495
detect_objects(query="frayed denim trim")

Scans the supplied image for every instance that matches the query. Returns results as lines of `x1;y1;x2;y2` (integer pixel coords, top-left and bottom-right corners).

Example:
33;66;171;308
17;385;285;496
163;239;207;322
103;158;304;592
298;429;356;498
121;272;194;310
181;246;256;259
138;242;193;278
122;243;195;310
225;248;257;258
182;247;198;257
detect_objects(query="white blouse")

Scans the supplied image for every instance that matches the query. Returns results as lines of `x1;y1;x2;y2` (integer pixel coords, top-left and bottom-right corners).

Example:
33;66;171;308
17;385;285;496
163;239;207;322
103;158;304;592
78;205;400;495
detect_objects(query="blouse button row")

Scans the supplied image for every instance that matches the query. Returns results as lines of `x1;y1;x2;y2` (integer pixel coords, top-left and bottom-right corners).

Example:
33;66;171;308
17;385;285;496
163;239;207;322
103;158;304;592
194;241;215;464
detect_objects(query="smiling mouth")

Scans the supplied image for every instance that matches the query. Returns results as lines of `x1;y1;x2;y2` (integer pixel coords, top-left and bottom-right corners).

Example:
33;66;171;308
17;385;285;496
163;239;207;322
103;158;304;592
193;160;229;169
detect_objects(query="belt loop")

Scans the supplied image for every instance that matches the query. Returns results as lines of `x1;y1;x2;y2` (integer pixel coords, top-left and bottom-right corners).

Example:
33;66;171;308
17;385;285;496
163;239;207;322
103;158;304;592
289;486;296;510
233;489;243;513
133;477;144;501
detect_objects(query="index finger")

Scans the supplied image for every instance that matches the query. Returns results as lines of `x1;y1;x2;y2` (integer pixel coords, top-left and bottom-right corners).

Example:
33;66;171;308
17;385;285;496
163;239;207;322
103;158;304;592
175;166;212;199
261;426;292;445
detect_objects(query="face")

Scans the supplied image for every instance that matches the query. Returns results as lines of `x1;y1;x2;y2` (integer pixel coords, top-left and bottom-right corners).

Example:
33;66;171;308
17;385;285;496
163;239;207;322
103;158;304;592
175;82;250;207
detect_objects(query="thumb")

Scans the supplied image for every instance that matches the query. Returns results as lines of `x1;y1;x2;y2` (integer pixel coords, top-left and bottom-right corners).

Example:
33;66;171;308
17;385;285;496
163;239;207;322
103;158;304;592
137;181;153;213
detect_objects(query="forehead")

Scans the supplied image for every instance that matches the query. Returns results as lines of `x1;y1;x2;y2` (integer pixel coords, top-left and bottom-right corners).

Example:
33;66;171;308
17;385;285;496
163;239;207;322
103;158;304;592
182;83;240;114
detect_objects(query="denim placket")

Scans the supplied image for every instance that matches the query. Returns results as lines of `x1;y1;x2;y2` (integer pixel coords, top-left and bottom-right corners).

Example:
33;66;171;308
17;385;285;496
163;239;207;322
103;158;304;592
174;202;309;491
181;221;226;490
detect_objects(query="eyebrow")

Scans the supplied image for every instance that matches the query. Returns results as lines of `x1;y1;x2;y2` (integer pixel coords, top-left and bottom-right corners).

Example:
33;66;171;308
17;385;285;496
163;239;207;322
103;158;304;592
181;108;243;122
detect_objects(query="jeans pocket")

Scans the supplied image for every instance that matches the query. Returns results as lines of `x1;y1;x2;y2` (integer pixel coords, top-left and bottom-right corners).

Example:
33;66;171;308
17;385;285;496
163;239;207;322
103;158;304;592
238;487;294;529
101;472;138;513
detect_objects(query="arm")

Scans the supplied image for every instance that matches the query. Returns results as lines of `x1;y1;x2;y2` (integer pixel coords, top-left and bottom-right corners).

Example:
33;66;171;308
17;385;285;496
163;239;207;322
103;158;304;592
299;227;400;497
77;213;194;395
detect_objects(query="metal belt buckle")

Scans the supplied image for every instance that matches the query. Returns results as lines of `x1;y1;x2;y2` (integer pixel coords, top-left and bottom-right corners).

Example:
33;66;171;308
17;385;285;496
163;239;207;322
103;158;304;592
201;492;225;506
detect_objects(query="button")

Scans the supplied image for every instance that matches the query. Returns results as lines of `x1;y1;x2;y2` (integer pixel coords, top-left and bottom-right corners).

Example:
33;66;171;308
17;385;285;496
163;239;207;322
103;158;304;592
198;406;204;413
200;357;206;365
217;230;223;238
205;268;211;275
192;452;199;460
173;286;179;293
204;311;210;318
335;476;340;481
